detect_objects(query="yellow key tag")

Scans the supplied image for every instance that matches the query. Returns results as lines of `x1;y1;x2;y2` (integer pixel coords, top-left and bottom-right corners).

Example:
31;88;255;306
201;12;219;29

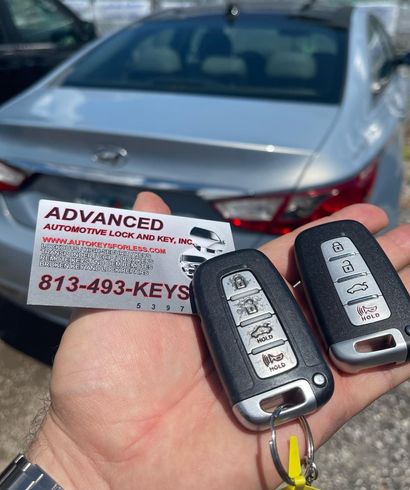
283;436;320;490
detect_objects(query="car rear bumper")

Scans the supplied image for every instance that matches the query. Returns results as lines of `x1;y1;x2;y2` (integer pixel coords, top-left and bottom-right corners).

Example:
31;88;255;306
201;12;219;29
0;196;71;325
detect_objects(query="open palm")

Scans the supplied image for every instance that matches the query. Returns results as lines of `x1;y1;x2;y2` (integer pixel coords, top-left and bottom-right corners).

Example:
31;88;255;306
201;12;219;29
28;192;410;490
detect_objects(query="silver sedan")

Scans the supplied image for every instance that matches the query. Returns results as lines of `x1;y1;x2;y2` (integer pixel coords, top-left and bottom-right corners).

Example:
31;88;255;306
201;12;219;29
0;2;409;322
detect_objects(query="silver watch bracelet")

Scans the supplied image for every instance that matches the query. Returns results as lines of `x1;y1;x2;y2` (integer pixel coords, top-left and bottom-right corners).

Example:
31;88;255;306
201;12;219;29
0;454;63;490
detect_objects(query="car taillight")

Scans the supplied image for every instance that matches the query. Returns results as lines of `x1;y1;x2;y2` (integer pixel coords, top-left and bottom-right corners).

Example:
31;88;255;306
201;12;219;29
0;160;28;191
212;159;378;235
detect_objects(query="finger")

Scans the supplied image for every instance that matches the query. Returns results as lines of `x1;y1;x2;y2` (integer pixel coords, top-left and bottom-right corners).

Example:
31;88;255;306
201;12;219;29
71;192;171;324
260;203;388;283
399;265;410;288
133;191;171;215
377;223;410;271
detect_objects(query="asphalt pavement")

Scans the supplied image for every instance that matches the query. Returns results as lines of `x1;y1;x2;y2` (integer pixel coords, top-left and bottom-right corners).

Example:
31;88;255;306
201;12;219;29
0;299;60;467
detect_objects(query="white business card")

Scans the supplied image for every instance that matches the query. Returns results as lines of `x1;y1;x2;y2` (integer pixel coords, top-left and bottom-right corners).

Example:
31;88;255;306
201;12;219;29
28;200;235;314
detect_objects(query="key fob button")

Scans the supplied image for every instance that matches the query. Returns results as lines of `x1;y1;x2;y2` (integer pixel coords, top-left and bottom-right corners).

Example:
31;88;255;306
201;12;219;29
193;249;334;427
296;221;410;373
326;253;369;282
238;316;287;353
321;237;359;260
335;274;382;305
222;271;260;300
250;342;298;379
229;291;274;326
344;296;391;326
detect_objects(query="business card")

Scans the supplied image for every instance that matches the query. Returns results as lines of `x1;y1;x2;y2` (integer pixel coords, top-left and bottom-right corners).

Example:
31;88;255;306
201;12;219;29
28;200;235;314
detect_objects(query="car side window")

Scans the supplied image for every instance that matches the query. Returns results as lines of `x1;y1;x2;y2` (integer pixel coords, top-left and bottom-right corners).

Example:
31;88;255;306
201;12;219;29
368;16;395;96
0;24;5;45
5;0;81;47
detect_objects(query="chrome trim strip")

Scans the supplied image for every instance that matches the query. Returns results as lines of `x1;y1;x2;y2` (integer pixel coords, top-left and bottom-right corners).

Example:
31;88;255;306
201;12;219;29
4;158;245;196
232;379;317;430
329;328;407;373
0;121;312;155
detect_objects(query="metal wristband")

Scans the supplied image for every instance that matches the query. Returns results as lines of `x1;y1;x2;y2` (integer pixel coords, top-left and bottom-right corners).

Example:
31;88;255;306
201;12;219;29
0;454;63;490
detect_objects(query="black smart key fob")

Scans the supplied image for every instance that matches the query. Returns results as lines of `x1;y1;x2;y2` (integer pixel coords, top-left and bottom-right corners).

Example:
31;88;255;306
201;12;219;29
191;249;334;430
295;220;410;373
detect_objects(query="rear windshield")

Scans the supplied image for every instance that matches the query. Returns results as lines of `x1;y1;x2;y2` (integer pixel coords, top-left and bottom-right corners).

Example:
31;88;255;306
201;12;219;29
62;13;348;104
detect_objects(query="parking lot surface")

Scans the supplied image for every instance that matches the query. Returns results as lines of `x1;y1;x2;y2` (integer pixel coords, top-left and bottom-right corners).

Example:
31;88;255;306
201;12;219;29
0;339;50;466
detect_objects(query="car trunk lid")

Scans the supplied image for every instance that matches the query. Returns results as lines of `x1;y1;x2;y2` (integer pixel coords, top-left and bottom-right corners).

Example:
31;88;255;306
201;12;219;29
0;87;339;229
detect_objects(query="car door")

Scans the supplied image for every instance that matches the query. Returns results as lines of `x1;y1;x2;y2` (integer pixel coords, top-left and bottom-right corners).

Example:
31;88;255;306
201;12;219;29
0;2;27;104
366;14;405;224
368;15;406;121
1;0;91;101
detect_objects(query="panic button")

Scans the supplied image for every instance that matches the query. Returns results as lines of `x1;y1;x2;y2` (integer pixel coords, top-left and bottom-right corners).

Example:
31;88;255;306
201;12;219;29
344;296;391;326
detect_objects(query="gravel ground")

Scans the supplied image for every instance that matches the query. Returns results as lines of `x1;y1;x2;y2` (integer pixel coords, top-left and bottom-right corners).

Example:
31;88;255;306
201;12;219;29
0;134;409;488
316;383;410;489
0;341;50;466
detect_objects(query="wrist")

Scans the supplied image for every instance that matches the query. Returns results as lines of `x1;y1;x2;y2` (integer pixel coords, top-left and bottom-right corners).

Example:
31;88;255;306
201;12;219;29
26;410;107;490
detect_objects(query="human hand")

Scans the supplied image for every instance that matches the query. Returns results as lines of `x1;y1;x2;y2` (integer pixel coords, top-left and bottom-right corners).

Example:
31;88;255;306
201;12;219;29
27;192;410;489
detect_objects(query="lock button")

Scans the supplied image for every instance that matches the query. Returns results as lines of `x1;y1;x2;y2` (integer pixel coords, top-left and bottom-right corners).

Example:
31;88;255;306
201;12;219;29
222;270;260;301
233;274;247;290
321;237;359;261
332;241;344;253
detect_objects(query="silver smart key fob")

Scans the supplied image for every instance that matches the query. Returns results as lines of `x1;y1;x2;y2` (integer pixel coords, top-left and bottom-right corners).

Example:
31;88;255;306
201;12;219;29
295;220;410;373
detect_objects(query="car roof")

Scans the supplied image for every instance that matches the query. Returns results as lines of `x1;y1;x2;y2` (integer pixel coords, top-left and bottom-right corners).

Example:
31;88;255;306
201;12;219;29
146;1;353;29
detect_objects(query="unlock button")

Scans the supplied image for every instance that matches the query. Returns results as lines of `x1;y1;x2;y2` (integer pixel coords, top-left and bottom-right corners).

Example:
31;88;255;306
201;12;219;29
327;253;370;282
229;291;274;326
341;259;354;273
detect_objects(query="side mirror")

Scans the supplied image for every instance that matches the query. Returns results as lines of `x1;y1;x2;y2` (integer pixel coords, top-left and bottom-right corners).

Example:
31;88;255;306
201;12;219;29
79;21;96;42
394;52;410;67
371;60;394;95
401;52;410;66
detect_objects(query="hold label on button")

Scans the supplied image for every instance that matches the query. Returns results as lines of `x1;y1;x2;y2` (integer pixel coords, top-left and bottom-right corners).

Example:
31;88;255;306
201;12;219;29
238;316;286;353
251;342;297;379
344;297;391;326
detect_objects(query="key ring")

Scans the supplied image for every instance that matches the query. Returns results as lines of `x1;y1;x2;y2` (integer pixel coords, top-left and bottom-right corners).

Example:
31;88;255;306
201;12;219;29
269;405;318;486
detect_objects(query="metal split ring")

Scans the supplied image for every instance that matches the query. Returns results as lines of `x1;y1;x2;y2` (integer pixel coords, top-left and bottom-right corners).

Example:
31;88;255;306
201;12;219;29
269;405;317;486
